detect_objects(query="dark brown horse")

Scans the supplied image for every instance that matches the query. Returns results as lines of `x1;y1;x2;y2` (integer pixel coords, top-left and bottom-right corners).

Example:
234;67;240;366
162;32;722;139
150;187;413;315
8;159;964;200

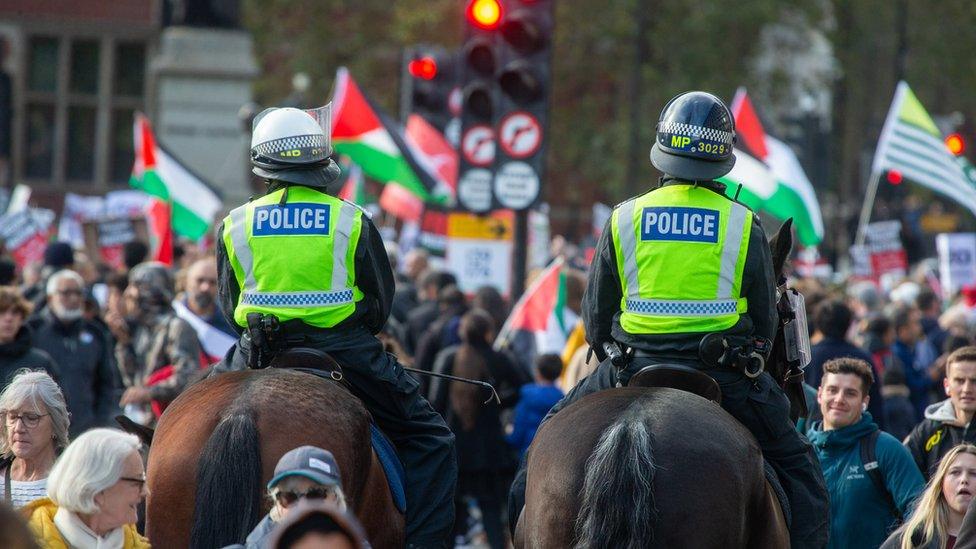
144;368;404;548
514;220;797;548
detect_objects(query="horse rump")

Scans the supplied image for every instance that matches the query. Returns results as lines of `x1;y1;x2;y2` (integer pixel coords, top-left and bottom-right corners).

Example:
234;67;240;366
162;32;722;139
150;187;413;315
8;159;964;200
189;411;263;549
575;404;657;549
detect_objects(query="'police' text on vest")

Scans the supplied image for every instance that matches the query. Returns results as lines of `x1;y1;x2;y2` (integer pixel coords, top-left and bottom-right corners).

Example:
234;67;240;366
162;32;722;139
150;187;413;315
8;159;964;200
640;206;719;243
253;203;331;236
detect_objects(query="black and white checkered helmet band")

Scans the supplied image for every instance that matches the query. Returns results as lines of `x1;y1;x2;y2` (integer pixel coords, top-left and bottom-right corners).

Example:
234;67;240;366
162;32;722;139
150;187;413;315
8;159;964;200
658;122;734;146
252;134;330;165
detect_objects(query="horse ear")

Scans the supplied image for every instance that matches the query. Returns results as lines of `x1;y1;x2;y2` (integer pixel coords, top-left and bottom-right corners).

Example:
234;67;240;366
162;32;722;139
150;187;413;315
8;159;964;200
769;218;794;280
116;414;155;446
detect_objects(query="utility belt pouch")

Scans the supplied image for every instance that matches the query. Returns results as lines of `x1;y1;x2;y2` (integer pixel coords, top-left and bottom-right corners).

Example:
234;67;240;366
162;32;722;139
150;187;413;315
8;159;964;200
602;341;632;387
246;313;280;369
699;333;764;379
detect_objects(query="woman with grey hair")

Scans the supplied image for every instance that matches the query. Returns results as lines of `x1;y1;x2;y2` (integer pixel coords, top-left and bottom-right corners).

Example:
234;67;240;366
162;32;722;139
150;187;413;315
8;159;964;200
21;428;150;548
0;370;70;508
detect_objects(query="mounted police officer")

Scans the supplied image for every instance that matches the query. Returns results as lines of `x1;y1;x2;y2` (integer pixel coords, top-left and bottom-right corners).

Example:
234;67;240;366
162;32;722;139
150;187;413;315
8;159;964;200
508;91;829;548
214;105;456;548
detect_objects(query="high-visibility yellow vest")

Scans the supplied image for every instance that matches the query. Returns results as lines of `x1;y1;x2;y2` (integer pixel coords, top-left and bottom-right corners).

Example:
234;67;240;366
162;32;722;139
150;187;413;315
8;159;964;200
610;184;752;334
222;186;364;328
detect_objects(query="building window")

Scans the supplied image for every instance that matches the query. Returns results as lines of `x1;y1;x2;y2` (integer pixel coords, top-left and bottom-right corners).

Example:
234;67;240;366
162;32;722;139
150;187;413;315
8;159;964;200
18;33;147;189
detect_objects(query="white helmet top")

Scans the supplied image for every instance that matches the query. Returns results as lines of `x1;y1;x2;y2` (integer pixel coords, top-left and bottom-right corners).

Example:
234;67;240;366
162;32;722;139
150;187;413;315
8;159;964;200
250;105;332;169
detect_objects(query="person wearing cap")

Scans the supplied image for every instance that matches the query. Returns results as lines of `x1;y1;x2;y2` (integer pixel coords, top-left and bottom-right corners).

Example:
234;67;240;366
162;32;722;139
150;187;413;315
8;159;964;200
214;105;455;548
112;262;202;418
234;446;349;549
506;91;829;548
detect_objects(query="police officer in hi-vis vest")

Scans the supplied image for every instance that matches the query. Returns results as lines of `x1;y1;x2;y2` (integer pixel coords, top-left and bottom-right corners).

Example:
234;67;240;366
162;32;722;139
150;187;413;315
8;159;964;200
215;105;457;548
508;92;829;547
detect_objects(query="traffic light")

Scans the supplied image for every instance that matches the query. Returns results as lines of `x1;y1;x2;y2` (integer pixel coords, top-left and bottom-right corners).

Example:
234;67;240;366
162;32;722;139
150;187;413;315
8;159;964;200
403;46;457;133
456;0;502;212
885;169;903;185
946;132;966;156
491;0;554;212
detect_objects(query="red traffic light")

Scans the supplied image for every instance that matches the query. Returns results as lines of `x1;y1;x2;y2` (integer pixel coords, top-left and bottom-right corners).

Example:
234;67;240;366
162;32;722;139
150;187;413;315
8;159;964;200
408;57;438;80
946;133;966;156
467;0;502;30
886;170;903;185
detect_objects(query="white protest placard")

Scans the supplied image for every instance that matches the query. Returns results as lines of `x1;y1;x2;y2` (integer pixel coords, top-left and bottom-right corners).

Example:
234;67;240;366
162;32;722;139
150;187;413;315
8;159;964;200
445;211;514;298
937;233;976;297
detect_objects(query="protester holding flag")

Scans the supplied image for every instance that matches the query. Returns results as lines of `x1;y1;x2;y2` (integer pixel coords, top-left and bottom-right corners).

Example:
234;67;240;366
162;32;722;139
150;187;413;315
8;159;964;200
114;262;202;421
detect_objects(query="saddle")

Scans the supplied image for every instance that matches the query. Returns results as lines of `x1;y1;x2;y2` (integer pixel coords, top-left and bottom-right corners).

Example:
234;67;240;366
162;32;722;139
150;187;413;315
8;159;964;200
266;347;406;514
626;363;722;404
269;347;345;382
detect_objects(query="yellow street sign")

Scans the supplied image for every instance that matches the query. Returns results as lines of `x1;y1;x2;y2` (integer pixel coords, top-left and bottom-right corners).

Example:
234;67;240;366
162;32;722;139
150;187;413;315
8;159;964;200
447;211;514;240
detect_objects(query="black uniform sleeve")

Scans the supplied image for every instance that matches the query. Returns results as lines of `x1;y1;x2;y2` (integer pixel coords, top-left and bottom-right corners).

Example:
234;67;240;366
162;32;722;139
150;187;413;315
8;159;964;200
215;221;243;335
743;218;777;344
355;215;394;334
582;215;622;361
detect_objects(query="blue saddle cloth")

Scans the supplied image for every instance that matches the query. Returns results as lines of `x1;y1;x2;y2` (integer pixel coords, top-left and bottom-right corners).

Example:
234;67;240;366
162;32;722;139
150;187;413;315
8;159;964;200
370;424;406;514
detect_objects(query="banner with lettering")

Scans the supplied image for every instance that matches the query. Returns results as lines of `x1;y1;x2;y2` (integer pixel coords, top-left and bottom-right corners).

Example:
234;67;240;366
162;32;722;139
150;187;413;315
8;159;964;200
937;233;976;298
865;220;908;282
0;209;55;268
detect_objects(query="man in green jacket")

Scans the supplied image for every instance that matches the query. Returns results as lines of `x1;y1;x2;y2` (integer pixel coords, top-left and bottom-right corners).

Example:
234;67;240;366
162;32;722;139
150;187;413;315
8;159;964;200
809;357;924;548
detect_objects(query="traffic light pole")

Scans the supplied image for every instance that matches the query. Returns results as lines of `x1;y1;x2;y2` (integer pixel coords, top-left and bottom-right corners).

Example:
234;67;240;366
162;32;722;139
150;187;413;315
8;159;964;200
511;208;529;301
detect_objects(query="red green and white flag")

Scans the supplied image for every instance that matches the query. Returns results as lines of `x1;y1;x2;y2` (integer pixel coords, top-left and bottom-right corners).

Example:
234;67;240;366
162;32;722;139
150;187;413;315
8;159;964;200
131;114;222;244
337;161;368;204
494;258;578;357
718;88;824;246
331;68;445;214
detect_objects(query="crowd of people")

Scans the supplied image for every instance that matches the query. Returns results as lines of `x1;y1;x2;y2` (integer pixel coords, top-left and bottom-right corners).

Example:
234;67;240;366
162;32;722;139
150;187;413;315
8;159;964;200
6;228;976;548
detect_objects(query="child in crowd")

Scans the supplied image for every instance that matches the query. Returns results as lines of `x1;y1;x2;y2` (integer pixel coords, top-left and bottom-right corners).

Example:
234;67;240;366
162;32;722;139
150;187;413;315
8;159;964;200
506;354;565;458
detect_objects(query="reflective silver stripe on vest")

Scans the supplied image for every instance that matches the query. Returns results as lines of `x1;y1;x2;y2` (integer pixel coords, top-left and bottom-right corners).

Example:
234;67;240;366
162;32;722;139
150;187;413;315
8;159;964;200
241;289;355;308
716;202;748;300
625;298;738;317
331;202;357;289
229;205;257;292
616;199;640;299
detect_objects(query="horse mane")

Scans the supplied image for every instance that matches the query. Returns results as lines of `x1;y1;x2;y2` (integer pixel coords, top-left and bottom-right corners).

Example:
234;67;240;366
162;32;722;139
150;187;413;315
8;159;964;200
188;378;265;549
574;399;658;548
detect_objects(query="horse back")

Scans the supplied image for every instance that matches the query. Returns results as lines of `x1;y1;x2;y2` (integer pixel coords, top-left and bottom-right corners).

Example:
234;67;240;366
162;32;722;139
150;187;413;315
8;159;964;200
522;387;775;548
146;368;403;548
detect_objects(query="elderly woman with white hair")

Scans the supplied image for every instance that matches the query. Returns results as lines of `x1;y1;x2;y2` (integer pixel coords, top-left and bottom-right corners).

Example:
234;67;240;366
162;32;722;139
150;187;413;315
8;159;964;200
0;370;70;508
21;428;150;548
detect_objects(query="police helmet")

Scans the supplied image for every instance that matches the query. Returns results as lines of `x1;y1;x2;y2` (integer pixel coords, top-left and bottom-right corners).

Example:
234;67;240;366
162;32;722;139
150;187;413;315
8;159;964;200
649;91;737;181
250;107;342;190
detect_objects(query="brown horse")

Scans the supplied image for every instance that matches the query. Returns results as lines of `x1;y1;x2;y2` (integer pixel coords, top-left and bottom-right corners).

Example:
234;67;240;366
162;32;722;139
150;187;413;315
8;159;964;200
144;368;404;548
514;220;798;548
516;387;789;548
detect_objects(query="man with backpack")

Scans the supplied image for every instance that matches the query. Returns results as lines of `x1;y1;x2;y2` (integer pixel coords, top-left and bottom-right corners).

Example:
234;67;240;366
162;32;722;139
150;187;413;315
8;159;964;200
807;358;924;548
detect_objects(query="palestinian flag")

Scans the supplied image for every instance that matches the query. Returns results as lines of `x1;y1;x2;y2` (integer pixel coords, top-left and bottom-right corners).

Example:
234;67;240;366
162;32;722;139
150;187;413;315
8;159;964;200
337;161;368;205
131;114;222;242
718;88;824;246
494;258;579;363
331;68;443;209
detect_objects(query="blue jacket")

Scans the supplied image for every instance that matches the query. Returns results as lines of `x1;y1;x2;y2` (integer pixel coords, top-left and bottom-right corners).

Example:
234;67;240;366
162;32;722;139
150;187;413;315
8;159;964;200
807;412;924;549
893;340;930;419
506;384;563;457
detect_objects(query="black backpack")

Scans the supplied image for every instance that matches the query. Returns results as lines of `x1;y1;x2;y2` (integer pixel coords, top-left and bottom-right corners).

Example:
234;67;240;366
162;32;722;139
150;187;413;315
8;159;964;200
860;430;902;521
